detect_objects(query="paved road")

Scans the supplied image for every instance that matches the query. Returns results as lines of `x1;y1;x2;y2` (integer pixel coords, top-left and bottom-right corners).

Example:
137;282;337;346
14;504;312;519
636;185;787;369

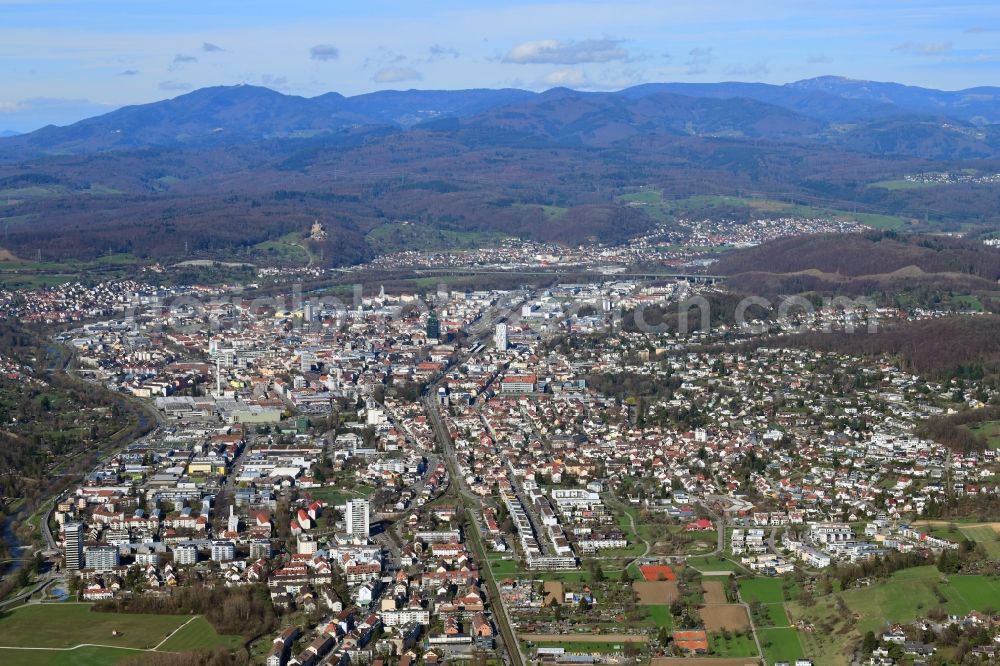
0;574;57;610
423;387;524;666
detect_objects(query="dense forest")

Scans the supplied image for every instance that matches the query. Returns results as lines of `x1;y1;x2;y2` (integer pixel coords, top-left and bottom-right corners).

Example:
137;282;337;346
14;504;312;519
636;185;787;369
768;315;1000;384
714;231;1000;280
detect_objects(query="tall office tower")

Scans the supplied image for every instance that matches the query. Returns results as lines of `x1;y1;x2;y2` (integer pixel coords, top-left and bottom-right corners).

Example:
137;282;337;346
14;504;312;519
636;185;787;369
64;522;84;571
426;314;441;343
345;499;370;539
495;323;508;352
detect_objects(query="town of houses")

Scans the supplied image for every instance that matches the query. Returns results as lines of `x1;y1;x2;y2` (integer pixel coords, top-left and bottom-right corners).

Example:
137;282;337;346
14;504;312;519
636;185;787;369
15;229;996;666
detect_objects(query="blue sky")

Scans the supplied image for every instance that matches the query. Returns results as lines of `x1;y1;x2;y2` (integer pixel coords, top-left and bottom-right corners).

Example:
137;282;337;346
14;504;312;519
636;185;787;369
2;0;1000;132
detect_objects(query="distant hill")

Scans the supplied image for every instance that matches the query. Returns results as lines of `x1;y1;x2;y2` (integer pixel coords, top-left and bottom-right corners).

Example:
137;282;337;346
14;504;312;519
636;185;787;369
619;81;902;123
4;78;1000;267
0;130;19;138
4;76;1000;161
0;86;536;159
461;89;824;145
790;76;1000;125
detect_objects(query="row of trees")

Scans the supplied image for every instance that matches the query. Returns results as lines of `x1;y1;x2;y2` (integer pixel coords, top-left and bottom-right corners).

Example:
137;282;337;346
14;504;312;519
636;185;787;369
93;583;277;638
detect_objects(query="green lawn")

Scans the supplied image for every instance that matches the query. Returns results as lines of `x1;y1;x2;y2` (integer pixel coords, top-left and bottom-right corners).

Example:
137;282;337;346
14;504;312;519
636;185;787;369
709;631;758;657
0;645;141;666
305;484;375;506
0;604;189;650
739;578;785;604
758;627;805;665
644;604;673;629
764;603;790;627
488;557;520;577
686;555;745;573
155;616;242;652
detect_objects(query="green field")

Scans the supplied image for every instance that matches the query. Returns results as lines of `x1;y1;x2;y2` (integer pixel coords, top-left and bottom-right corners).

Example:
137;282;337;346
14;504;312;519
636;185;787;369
0;604;189;650
305;484;376;506
488;557;521;576
967;421;1000;449
0;645;141;666
618;188;663;205
155;616;242;652
917;521;1000;557
644;604;673;629
868;178;936;191
957;525;1000;557
686;555;746;573
253;232;311;265
788;568;1000;665
738;578;785;604
708;631;758;657
758;627;805;665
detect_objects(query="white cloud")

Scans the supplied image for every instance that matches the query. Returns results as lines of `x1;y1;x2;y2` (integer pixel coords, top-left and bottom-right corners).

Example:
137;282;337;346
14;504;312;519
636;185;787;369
372;66;423;83
309;44;340;61
684;47;713;75
428;44;460;61
504;38;628;64
539;67;591;87
536;67;639;91
201;42;225;52
893;41;953;56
